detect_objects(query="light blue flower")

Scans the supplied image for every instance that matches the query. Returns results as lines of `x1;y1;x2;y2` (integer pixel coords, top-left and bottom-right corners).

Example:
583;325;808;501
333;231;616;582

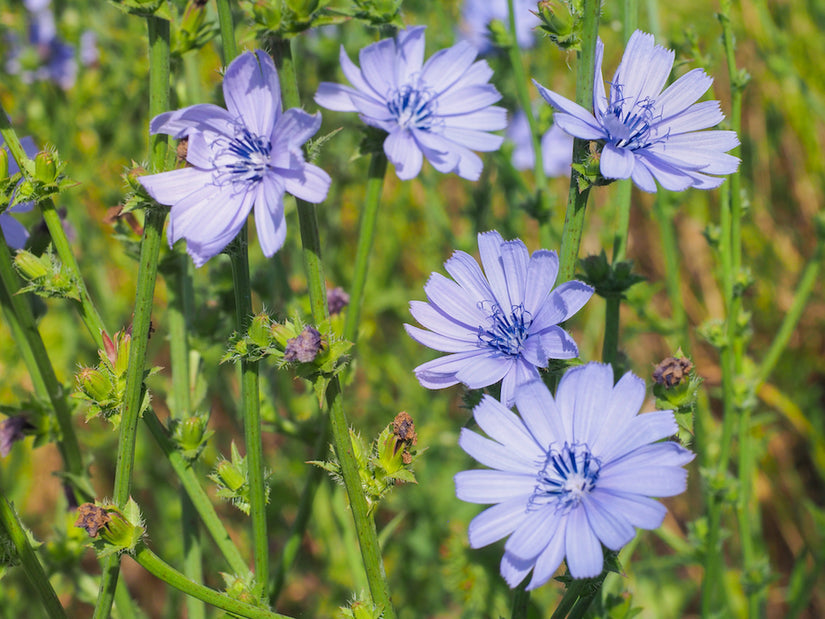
459;0;540;54
508;109;573;177
405;231;593;407
139;50;331;267
455;362;695;587
314;26;507;181
1;136;39;249
534;30;740;192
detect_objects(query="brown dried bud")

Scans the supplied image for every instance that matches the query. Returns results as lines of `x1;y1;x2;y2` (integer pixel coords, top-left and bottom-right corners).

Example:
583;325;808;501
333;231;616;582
652;356;694;389
176;137;189;163
74;503;110;537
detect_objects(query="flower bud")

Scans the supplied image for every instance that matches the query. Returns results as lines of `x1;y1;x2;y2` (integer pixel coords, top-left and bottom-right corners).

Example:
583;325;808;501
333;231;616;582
248;313;271;349
14;251;49;280
77;367;114;402
214;458;246;492
34;151;57;184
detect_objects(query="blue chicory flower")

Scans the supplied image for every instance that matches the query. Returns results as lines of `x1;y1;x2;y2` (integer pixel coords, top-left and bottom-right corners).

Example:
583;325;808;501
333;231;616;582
458;0;540;54
139;50;331;267
533;30;740;192
1;136;39;249
455;362;695;587
405;231;593;407
314;26;507;181
508;109;573;177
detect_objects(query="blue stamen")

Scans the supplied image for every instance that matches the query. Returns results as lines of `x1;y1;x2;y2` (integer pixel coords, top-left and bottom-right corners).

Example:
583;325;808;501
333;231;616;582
387;83;438;131
528;443;601;514
222;127;272;184
602;84;657;150
477;303;532;357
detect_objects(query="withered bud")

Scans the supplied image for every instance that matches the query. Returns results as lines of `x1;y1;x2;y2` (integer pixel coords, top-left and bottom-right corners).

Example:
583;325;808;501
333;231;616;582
176;138;189;163
284;326;322;363
326;286;350;316
74;503;110;537
392;411;417;463
652;356;694;388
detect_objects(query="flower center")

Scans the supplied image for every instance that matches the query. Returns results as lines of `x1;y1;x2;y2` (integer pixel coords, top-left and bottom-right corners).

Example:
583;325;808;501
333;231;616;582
477;303;532;357
529;443;601;514
602;85;656;150
387;83;438;131
223;127;272;184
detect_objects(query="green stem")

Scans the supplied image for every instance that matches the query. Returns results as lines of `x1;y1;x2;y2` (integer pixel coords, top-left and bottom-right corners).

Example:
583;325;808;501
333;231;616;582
601;295;620;368
0;229;92;502
557;0;601;284
272;38;396;618
505;0;549;241
133;544;292;619
165;253;204;619
510;577;530;619
142;410;251;576
343;153;387;344
549;577;589;619
652;193;689;347
0;495;68;619
216;0;268;593
95;16;170;619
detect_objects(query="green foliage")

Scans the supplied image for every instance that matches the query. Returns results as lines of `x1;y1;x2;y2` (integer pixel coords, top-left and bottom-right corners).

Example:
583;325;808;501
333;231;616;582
209;442;272;515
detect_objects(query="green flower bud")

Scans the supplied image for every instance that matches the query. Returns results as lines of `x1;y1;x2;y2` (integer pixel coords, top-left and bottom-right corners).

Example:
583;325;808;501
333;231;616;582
214;458;246;492
34;151;57;184
77;367;114;402
248;313;271;349
14;251;50;280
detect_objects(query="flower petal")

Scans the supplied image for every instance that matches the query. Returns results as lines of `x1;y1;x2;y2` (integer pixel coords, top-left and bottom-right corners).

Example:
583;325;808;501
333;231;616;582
582;493;636;550
474;394;538;451
527;523;567;589
222;50;281;138
253;175;287;257
454;469;537;503
599;443;695;497
505;506;563;562
421;40;478;94
313;82;361;113
564;507;603;578
150;103;234;138
384;129;423;180
139;167;209;205
555;363;614;446
459;428;539;473
513;379;567;447
600;143;636;180
466;497;532;548
455;352;511;389
522;249;559;316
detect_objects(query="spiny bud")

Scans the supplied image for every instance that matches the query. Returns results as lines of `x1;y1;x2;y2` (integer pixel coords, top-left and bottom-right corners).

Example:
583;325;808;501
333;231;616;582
33;151;57;184
213;458;246;492
77;367;114;402
248;313;271;349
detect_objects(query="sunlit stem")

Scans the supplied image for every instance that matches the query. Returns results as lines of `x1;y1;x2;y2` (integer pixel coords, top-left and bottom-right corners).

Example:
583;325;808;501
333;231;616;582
271;37;397;619
557;0;600;285
216;0;268;595
94;16;170;619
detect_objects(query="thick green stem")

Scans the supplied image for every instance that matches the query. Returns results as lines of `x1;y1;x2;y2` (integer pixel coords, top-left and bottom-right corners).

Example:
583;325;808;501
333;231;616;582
510;577;530;619
133;544;292;619
601;295;621;368
557;0;601;284
0;230;92;501
215;0;268;593
95;16;170;619
142;410;251;576
343;153;387;344
0;495;68;619
273;38;396;618
549;577;589;619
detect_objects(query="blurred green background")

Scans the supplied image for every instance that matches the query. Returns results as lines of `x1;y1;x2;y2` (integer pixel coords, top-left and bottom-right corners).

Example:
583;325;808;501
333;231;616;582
0;0;823;617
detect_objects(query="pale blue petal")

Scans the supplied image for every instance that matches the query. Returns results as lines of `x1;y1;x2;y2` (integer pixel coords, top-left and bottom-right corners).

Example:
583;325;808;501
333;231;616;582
651;100;724;136
445;106;508;130
500;239;530;306
505;506;563;562
474;394;538;452
437;85;502;115
384;129;423;180
404;323;477;353
458;428;539;473
139;167;209;205
513;379;567;448
555;363;614;445
534;81;604;138
582;493;636;550
440;126;504;152
395;26;426;83
600;143;636;179
467;498;531;548
599;411;679;463
443;250;495;302
338;46;373;96
314;82;361;112
412;349;484;388
592;37;607;118
564;507;603;578
150;103;234;138
499;359;540;408
421;40;478;94
0;215;29;249
533;326;579;360
527;523;567;589
633;152;696;191
454;469;537;503
359;37;398;97
455;352;511;389
477;230;512;311
223;50;281;138
522;250;559;316
654;68;713;120
253;175;287;257
423;272;487;327
590;488;667;530
630;158;658;192
282;163;330;204
408;300;477;341
589;371;646;455
599;443;695;497
501;552;535;588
